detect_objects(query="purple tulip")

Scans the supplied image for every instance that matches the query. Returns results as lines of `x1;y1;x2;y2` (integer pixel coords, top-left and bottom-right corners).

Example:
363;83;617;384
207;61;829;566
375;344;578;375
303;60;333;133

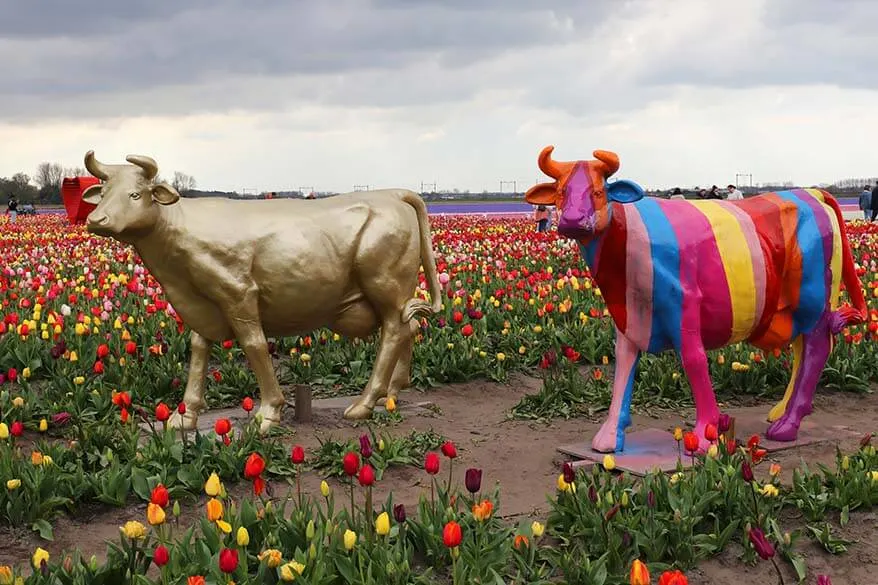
748;527;775;560
718;413;731;433
562;462;575;484
817;575;832;585
647;490;656;509
465;468;482;494
52;412;72;426
393;503;406;523
741;461;754;483
359;434;373;459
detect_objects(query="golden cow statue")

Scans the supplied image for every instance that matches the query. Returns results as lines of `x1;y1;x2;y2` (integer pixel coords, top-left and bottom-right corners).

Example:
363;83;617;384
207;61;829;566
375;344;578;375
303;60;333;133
81;151;443;433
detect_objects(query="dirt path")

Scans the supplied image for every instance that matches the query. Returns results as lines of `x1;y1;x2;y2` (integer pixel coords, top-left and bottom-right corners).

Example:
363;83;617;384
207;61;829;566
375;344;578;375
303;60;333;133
2;377;876;584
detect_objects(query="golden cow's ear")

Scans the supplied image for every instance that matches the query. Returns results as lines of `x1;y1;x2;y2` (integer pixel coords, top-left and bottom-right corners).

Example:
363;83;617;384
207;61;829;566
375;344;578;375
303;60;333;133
81;184;103;205
151;183;181;206
525;182;558;206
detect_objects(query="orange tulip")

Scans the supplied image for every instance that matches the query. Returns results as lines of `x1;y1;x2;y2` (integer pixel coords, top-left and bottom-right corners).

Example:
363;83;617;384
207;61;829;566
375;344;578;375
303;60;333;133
630;559;650;585
206;498;223;522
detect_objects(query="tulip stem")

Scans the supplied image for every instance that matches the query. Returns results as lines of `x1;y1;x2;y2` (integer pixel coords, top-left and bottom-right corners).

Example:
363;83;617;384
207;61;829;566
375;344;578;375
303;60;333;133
770;556;786;585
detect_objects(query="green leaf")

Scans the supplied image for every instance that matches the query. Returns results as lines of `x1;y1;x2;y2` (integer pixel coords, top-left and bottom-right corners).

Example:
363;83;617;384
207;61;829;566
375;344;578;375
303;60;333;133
32;519;54;541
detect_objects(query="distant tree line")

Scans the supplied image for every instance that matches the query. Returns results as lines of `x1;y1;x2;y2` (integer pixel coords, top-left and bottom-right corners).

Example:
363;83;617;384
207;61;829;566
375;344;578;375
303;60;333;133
0;164;198;204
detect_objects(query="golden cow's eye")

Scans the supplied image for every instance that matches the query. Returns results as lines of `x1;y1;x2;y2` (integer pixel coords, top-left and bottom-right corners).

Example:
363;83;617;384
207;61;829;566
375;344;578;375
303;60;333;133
129;192;141;200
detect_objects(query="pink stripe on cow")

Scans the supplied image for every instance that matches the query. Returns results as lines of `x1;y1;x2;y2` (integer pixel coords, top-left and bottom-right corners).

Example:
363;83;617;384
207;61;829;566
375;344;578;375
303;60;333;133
718;201;767;337
656;199;733;349
622;205;653;351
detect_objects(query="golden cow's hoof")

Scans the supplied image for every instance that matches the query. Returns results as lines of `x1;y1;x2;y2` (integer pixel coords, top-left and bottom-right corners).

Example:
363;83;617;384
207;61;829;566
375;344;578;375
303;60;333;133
168;410;199;432
256;404;283;435
343;400;376;421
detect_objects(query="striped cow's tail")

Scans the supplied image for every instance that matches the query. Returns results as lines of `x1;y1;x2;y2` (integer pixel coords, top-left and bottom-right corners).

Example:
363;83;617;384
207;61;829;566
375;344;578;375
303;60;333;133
822;192;867;333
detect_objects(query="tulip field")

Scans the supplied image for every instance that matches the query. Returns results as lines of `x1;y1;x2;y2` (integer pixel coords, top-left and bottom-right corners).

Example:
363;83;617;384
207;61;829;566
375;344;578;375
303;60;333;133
0;213;876;585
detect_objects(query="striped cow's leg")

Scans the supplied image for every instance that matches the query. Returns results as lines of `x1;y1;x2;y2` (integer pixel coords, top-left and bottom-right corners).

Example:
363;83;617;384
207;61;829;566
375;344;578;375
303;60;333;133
591;331;640;453
679;335;721;451
767;336;804;422
766;312;832;441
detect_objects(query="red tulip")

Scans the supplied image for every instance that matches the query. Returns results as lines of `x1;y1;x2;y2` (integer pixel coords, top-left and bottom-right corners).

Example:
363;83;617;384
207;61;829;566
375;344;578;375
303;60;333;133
443;520;462;548
241;397;254;413
93;361;104;374
120;408;129;424
10;421;23;437
218;548;238;573
343;451;360;477
150;484;170;508
441;441;457;459
358;464;375;487
222;340;234;349
124;341;137;355
153;545;170;567
6;368;17;383
291;445;305;464
243;453;265;480
683;432;699;453
214;418;232;436
658;570;688;585
155;403;170;423
425;452;440;475
704;423;718;442
96;344;110;359
177;402;186;415
748;527;775;560
460;324;474;337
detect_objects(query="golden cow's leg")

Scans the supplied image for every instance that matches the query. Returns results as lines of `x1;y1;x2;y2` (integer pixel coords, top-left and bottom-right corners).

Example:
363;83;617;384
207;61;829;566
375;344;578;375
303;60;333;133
344;317;408;420
233;324;286;433
168;331;210;431
384;320;417;403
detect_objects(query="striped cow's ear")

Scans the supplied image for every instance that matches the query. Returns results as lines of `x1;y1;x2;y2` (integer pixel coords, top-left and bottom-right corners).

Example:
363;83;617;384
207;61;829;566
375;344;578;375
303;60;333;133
525;183;558;206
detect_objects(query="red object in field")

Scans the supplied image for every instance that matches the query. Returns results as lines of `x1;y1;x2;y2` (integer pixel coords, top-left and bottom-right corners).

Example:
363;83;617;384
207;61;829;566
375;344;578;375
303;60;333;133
61;177;101;225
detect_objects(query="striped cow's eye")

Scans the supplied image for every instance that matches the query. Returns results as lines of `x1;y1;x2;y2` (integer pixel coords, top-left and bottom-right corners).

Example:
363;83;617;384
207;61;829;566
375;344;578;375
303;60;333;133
129;192;141;200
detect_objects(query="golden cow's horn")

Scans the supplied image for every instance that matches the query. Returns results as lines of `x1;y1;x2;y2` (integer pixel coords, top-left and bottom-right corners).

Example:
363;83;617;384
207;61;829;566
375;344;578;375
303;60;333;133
537;145;575;180
84;150;110;181
593;150;620;177
126;155;159;181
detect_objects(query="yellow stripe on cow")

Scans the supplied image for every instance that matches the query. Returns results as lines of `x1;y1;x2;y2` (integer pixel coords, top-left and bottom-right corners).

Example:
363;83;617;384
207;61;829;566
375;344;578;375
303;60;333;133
804;189;843;311
689;201;758;342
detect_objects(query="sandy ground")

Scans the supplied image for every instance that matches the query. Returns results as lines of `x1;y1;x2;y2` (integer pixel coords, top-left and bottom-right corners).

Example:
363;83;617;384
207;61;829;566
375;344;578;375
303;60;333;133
1;376;875;585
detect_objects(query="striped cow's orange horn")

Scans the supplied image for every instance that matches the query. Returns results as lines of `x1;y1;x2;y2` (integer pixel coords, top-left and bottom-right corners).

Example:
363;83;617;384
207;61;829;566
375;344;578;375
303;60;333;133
537;145;575;180
593;150;620;177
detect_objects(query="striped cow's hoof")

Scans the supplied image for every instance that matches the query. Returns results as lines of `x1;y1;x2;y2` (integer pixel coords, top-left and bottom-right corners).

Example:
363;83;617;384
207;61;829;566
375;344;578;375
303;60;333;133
765;417;799;442
591;425;621;453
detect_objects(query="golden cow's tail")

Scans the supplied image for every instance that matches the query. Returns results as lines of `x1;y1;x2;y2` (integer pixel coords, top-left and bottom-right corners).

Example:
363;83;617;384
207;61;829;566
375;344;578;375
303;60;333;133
821;191;867;327
400;191;444;322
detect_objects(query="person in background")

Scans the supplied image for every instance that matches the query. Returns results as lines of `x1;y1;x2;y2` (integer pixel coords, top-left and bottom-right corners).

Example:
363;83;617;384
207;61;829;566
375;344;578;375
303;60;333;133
860;185;872;221
727;184;744;201
707;185;723;199
534;205;550;232
871;182;878;221
6;195;18;223
670;187;685;200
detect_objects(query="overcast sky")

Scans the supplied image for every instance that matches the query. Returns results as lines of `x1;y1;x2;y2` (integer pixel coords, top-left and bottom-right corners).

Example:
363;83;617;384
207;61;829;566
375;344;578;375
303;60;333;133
1;0;876;193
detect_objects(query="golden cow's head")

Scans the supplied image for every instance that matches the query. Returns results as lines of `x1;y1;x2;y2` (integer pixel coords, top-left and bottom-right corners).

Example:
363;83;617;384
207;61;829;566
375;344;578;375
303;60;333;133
83;151;181;242
525;146;620;241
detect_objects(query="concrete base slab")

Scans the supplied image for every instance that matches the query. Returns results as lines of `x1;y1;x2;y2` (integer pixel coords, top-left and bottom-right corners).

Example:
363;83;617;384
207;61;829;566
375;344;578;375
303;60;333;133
558;428;689;476
732;410;861;452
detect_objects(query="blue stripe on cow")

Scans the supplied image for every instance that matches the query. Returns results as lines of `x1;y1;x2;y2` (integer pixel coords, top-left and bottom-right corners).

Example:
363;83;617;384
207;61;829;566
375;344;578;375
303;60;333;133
775;190;826;339
635;198;683;354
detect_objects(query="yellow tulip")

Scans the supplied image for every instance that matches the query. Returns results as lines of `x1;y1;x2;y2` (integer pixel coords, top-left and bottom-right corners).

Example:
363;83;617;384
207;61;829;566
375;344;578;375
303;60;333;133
32;548;50;569
237;527;250;547
602;455;616;471
0;424;7;440
279;564;296;582
673;427;683;441
204;472;222;497
216;520;232;534
12;397;24;408
305;520;315;540
531;521;544;538
320;481;331;498
120;521;146;540
21;368;31;380
375;512;390;536
343;529;357;550
6;479;21;491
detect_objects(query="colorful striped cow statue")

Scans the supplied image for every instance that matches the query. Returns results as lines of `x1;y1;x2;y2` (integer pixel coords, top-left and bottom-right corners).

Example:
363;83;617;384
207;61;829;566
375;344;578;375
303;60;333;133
526;146;867;453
